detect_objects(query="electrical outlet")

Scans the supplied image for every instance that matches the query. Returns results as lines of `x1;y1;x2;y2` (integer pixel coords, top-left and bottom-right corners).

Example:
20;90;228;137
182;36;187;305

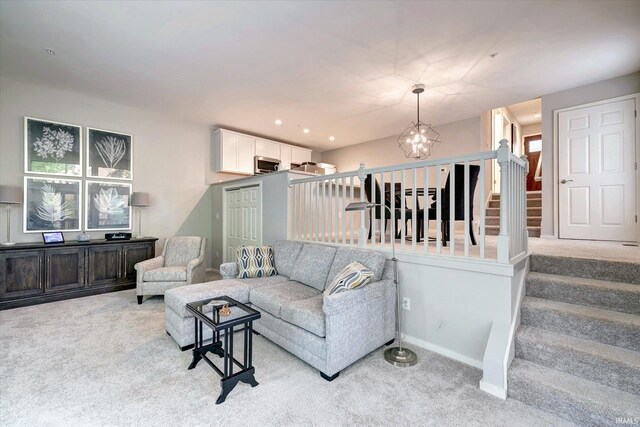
402;297;410;311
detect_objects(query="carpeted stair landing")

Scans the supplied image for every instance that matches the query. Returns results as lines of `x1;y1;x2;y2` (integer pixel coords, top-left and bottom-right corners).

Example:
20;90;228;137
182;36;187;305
508;254;640;426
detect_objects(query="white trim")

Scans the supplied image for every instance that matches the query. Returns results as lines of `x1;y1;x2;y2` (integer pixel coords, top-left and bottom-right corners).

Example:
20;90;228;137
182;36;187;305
84;180;133;232
24;116;83;178
479;379;507;399
23;176;83;233
85;126;134;181
221;180;263;263
553;92;640;242
403;334;483;369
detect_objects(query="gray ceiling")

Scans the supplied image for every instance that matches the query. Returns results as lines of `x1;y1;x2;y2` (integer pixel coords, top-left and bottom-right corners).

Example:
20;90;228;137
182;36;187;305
1;0;639;151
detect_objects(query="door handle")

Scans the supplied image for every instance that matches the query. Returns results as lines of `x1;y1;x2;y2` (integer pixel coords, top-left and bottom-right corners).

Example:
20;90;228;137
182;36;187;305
560;179;573;184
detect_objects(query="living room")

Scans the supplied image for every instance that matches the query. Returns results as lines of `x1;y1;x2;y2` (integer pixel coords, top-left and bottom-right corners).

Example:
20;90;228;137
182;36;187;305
1;1;639;426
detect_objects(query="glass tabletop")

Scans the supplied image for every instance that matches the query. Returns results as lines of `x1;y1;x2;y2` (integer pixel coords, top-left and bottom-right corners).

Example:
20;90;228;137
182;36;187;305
186;296;260;330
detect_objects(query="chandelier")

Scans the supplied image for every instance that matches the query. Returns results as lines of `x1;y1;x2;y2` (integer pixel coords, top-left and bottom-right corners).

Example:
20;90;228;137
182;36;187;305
397;84;441;160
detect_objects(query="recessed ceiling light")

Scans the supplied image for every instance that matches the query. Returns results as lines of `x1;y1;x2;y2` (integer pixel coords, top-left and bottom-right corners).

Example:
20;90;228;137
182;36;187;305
534;112;541;118
303;128;310;134
45;48;56;56
489;52;498;58
275;119;282;125
329;136;335;141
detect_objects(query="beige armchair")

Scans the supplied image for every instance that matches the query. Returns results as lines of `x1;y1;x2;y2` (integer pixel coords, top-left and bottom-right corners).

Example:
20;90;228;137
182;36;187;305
135;236;207;304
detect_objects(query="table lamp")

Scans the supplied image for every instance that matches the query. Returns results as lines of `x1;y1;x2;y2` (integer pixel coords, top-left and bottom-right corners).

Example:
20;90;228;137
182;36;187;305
0;185;23;246
345;201;417;367
131;192;150;238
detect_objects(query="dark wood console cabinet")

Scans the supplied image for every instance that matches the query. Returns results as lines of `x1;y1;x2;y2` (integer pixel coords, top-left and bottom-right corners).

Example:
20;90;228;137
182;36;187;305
0;238;157;310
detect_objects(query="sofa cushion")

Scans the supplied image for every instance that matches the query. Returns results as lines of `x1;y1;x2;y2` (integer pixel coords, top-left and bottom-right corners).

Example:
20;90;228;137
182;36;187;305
280;295;325;338
237;246;277;278
324;261;374;296
325;247;386;288
289;244;337;291
164;279;249;318
164;236;203;267
273;241;304;277
143;266;187;282
241;274;289;290
249;281;320;319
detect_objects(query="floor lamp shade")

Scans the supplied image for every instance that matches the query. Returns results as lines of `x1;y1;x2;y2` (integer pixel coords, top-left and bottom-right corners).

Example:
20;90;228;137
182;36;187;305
0;186;23;205
131;192;150;207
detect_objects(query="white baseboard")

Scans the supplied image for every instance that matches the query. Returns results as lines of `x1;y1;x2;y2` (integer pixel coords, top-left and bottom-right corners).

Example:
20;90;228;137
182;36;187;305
479;378;507;399
402;334;483;369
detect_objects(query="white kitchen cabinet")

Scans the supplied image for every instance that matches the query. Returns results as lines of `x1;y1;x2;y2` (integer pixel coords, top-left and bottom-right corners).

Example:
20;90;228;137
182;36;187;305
255;138;280;160
279;144;292;169
214;129;255;175
291;146;312;166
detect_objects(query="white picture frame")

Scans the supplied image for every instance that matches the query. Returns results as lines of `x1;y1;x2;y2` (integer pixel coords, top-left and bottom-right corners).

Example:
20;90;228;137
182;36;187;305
85;180;132;231
24;117;83;177
23;176;82;233
86;127;133;180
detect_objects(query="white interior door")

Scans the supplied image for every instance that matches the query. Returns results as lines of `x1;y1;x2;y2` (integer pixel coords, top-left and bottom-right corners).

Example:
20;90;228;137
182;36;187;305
224;185;261;262
558;98;636;241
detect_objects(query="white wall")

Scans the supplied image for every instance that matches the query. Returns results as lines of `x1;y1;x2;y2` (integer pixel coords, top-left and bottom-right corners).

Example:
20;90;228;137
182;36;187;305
0;77;213;264
540;71;640;236
321;116;482;172
521;123;541;136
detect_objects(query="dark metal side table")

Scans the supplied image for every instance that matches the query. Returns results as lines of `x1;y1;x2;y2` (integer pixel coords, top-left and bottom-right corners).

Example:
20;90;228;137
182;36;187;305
186;296;261;404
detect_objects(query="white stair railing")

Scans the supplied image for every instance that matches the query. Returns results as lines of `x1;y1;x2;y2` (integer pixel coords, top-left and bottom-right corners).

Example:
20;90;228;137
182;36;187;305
288;140;528;264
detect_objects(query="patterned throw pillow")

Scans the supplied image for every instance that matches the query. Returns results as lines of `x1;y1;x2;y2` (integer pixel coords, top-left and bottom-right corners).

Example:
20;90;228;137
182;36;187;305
237;246;277;279
324;261;374;296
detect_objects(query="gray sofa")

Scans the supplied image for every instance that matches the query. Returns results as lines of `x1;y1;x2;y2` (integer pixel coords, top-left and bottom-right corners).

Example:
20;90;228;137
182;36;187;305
164;241;396;380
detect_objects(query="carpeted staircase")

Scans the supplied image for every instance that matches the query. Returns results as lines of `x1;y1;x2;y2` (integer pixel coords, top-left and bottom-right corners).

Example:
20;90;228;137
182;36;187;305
486;192;541;237
508;254;640;425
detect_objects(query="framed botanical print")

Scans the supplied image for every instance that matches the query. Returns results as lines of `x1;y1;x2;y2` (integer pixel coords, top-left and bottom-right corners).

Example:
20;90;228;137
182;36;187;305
86;127;133;180
24;117;82;177
85;181;132;231
23;177;82;233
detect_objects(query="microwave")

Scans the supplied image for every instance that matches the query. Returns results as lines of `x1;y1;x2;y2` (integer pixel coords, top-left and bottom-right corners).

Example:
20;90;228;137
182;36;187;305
254;156;280;174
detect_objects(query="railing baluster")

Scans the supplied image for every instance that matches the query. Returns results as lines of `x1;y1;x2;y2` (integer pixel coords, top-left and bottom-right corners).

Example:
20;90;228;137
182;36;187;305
358;163;366;247
480;160;486;259
449;163;455;256
328;178;333;243
342;176;346;245
371;172;376;246
350;176;355;245
424;165;429;254
391;171;396;246
380;172;385;247
464;162;470;257
436;166;442;254
314;181;319;241
321;180;325;242
293;184;298;240
412;168;417;253
401;170;406;252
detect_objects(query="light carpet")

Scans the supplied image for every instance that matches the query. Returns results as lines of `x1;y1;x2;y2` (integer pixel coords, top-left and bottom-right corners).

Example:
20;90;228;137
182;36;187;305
0;289;575;427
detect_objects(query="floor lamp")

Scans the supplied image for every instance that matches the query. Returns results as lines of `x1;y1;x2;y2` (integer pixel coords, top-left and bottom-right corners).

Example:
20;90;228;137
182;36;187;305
0;185;23;246
345;201;418;367
131;192;150;238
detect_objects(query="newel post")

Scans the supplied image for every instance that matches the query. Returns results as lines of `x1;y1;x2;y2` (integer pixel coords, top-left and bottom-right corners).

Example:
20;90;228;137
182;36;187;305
521;154;529;254
357;162;367;247
497;139;510;263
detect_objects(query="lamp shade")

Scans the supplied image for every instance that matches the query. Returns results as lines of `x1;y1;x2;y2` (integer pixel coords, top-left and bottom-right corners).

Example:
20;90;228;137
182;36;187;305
131;192;150;207
0;186;22;204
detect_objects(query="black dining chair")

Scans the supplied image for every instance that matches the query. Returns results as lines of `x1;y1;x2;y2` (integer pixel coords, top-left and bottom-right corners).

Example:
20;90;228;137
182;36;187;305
363;174;414;240
423;164;481;246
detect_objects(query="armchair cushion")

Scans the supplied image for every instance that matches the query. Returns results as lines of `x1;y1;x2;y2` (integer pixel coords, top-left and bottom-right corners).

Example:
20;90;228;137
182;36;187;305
289;244;337;291
164;236;203;267
323;261;374;296
143;266;187;282
237;246;276;278
250;281;320;319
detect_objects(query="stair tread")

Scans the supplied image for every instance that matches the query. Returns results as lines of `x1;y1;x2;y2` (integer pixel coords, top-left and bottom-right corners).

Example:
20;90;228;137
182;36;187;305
509;358;640;416
528;271;640;293
530;254;640;285
522;296;640;328
517;325;640;371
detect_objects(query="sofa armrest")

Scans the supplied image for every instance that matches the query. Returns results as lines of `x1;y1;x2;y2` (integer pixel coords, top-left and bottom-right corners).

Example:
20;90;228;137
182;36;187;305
220;262;238;279
134;256;164;273
322;279;386;316
187;257;205;285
